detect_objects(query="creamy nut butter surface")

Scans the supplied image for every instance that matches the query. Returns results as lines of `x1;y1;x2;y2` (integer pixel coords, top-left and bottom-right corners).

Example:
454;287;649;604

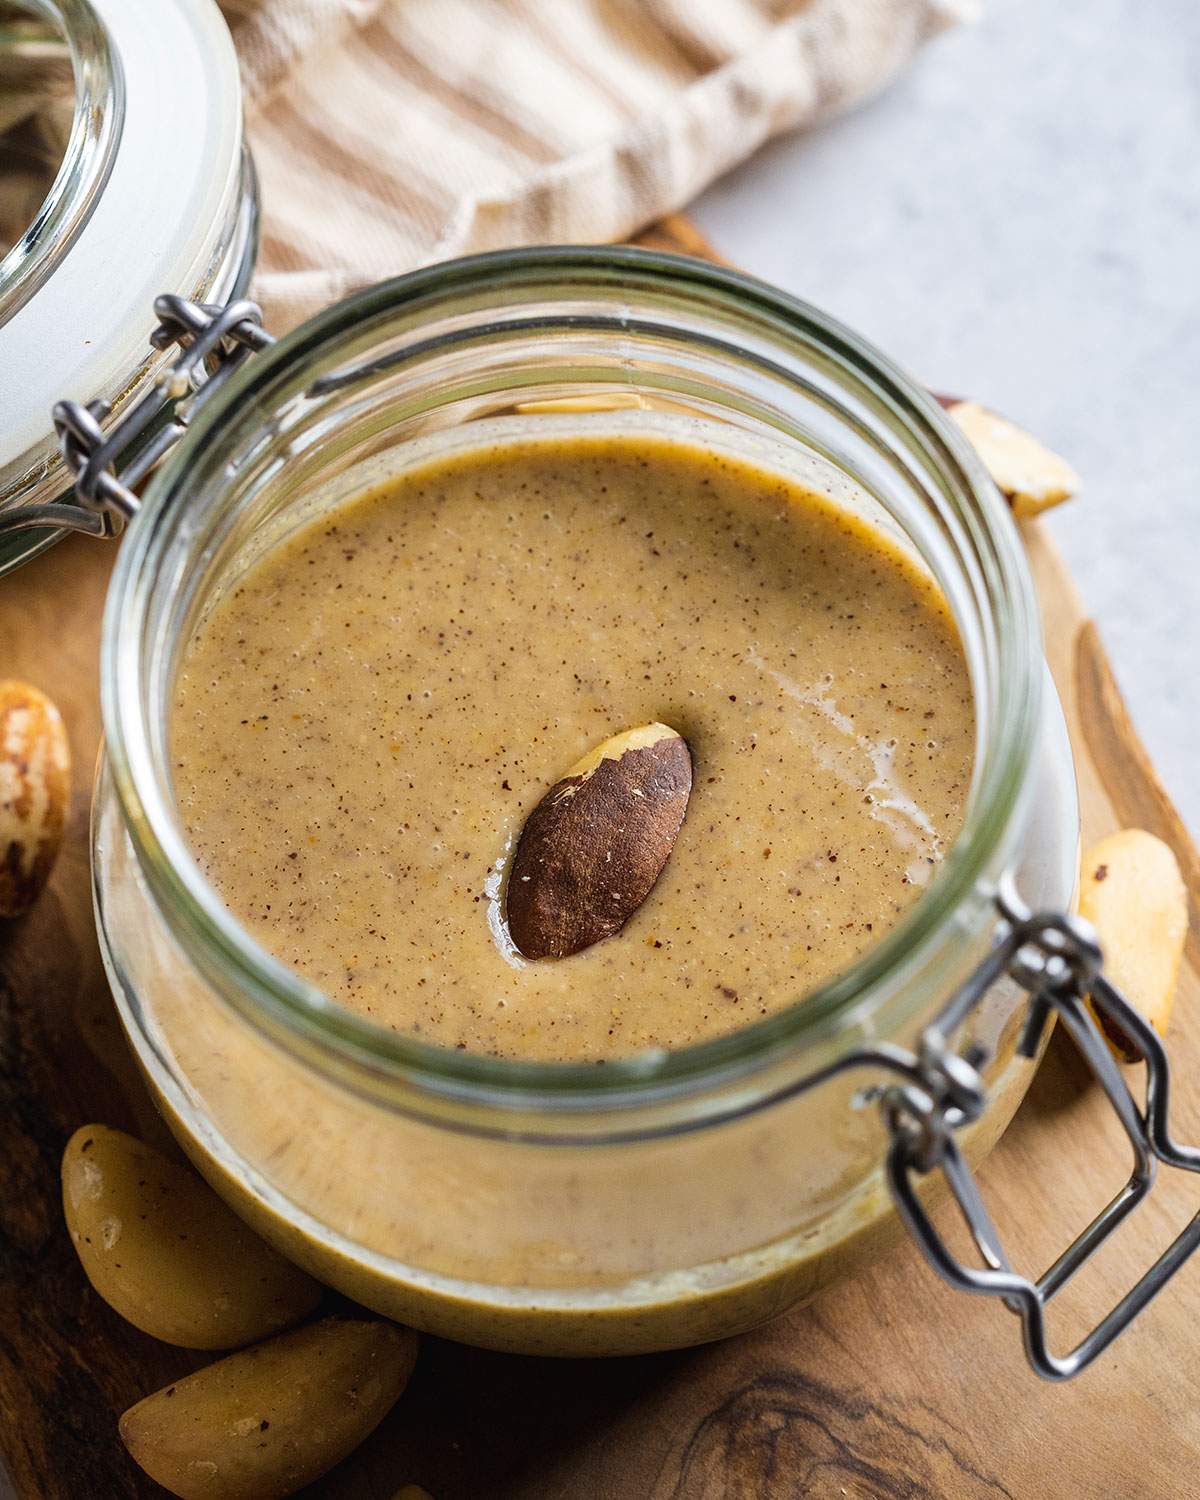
144;427;998;1356
171;434;973;1061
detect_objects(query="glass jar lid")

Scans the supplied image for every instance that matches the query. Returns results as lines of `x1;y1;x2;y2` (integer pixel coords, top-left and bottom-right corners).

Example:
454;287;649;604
0;0;256;575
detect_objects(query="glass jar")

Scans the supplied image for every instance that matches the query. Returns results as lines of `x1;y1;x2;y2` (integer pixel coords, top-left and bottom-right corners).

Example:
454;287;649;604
0;0;255;574
1;0;116;326
90;248;1085;1360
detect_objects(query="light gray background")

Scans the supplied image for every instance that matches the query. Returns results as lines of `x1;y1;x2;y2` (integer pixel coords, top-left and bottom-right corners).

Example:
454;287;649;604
694;0;1199;835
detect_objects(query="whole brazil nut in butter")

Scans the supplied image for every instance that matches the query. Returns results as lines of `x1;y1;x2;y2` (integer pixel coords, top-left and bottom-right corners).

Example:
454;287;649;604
506;723;693;960
171;433;974;1062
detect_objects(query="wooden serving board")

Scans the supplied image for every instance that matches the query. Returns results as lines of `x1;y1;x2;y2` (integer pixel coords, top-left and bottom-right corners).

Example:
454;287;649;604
2;219;1198;1500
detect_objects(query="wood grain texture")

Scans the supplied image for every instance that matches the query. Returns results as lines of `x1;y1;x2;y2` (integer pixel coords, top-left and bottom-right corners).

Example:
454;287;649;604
0;220;1196;1499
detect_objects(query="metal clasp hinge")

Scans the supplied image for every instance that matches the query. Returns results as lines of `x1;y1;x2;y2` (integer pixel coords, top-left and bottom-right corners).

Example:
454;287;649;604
884;874;1200;1380
0;295;274;542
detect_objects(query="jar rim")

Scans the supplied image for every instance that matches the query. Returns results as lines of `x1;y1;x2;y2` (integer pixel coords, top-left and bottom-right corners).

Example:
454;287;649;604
0;0;122;327
101;246;1044;1113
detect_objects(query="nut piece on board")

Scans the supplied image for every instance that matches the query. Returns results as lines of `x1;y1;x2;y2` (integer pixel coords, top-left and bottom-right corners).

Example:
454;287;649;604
0;678;71;917
1079;829;1188;1063
506;723;692;959
62;1125;321;1349
120;1317;418;1500
938;398;1080;517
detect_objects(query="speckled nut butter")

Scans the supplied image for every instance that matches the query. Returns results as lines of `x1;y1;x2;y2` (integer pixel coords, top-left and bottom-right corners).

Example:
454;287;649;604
171;432;973;1062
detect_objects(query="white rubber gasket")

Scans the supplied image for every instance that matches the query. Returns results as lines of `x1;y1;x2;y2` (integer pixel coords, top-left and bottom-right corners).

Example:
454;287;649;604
0;0;245;506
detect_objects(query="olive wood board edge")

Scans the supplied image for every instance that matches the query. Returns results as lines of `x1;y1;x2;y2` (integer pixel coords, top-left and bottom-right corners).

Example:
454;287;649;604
0;214;1197;1500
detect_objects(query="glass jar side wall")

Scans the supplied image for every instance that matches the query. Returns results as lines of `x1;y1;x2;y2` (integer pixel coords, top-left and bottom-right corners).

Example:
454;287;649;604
96;680;1075;1354
96;253;1074;1355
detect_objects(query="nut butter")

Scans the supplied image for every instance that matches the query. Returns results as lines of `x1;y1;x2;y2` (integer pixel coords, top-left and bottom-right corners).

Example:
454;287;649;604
171;434;973;1062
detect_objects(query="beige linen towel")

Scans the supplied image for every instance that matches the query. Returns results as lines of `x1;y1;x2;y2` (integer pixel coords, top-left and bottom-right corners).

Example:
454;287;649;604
220;0;973;331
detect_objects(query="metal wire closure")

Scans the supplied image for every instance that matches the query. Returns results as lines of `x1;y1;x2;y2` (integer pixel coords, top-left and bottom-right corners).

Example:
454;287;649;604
878;873;1200;1380
0;295;274;541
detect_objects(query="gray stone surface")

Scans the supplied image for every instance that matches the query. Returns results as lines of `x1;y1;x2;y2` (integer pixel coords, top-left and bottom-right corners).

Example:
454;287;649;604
694;0;1200;835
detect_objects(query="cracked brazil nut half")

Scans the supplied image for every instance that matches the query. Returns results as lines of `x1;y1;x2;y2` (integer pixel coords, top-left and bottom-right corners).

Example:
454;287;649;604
119;1317;418;1500
506;723;692;960
1079;828;1187;1063
934;394;1080;517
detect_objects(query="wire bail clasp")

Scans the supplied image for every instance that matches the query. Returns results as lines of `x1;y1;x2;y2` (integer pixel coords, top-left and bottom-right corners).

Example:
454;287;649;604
0;295;274;542
53;294;274;534
883;875;1200;1380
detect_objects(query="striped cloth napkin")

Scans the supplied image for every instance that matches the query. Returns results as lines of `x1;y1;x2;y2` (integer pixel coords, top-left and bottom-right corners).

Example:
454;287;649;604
220;0;973;331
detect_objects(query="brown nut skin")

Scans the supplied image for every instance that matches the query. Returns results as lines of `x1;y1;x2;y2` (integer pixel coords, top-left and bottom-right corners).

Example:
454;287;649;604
62;1125;321;1349
1079;829;1188;1063
119;1317;419;1500
0;678;70;917
506;723;692;959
